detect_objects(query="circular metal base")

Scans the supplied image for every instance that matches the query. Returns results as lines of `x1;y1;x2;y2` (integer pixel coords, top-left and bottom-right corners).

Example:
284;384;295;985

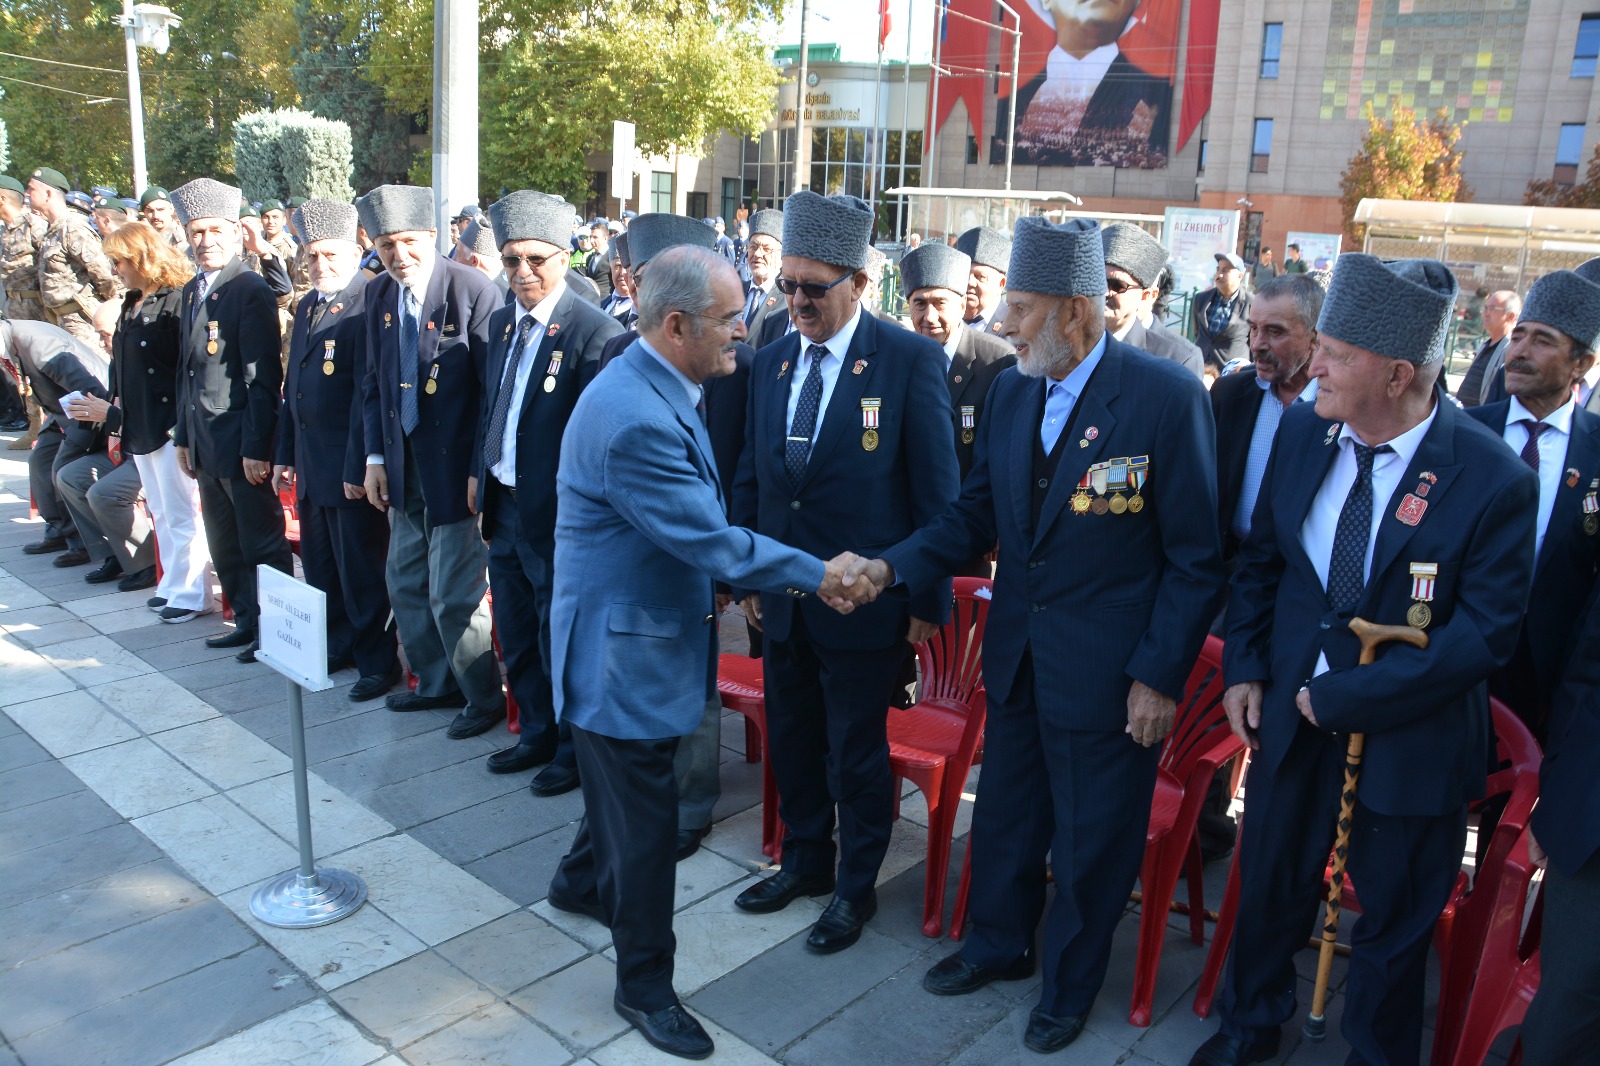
250;868;367;928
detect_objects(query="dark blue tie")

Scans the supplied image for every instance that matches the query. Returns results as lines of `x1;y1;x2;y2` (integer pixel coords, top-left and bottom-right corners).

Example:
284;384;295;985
786;344;827;487
483;315;538;468
1328;442;1390;612
399;289;421;435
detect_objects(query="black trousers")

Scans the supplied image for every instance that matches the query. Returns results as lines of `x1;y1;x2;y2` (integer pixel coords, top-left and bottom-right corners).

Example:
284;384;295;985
299;497;396;676
195;473;291;629
1218;718;1467;1065
487;488;571;765
763;609;904;903
959;646;1160;1017
550;724;680;1012
1522;851;1600;1065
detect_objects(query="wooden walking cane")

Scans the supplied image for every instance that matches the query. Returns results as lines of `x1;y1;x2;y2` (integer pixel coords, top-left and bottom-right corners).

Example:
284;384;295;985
1303;617;1430;1043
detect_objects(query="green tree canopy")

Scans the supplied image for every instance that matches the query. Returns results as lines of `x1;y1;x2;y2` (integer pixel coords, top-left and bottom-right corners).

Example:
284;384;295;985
1339;103;1471;247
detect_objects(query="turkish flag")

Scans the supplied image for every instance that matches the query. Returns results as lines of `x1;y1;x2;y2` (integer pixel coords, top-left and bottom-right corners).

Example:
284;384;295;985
879;0;892;51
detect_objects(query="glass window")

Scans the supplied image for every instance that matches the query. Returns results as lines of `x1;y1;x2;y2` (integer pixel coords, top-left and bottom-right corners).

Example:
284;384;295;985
721;177;742;223
1251;119;1273;173
1261;23;1283;79
1574;14;1600;77
1198;138;1209;174
687;191;708;219
651;172;673;214
1556;122;1587;184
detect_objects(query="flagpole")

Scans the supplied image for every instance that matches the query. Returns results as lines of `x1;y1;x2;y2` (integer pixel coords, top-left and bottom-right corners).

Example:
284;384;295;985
896;0;912;240
870;8;885;214
928;0;944;191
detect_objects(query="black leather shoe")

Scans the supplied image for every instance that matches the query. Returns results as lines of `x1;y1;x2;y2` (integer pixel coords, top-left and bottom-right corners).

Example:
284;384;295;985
486;737;557;774
1024;1008;1085;1054
23;536;66;555
117;566;157;592
84;558;124;583
1187;1031;1281;1066
676;824;710;862
385;690;467;712
530;763;581;796
327;654;356;674
1;415;28;431
206;627;257;649
734;870;836;914
613;998;714;1061
546;890;608;925
806;891;877;954
235;642;259;664
348;666;401;703
922;951;1036;996
53;548;91;568
446;708;505;739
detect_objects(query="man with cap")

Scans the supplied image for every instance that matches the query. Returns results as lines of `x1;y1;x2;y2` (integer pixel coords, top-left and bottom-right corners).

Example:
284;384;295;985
271;199;400;703
729;191;961;953
600;234;634;322
1190;252;1251;377
25;167;120;348
473;190;623;793
742;208;785;342
359;183;505;740
90;194;130;237
138;187;184;246
168;177;292;662
1189;254;1539;1066
448;204;480;255
1100;222;1203;379
261;199;310;307
2;175;48;323
1466;268;1600;744
844;217;1223;1053
453;217;507;297
955;226;1012;336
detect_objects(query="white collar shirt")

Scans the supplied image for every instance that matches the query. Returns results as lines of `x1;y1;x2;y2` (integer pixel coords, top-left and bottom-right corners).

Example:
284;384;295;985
490;282;566;486
786;304;863;454
1504;395;1575;557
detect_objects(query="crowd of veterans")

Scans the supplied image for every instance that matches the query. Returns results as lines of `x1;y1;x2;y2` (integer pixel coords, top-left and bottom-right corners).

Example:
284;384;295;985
1;163;1597;1066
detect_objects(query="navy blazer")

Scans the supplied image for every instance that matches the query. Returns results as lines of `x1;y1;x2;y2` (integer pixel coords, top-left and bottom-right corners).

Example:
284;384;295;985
106;286;183;455
1468;401;1600;707
946;324;1015;482
361;254;498;527
1534;585;1600;875
731;307;960;650
884;337;1224;729
474;283;624;550
1226;400;1538;816
276;276;370;507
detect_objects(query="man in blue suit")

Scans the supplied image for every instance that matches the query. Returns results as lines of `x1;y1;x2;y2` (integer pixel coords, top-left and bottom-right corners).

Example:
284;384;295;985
358;185;504;740
546;245;877;1060
1189;255;1539;1066
847;217;1224;1054
473;190;623;795
729;191;961;954
1468;268;1600;743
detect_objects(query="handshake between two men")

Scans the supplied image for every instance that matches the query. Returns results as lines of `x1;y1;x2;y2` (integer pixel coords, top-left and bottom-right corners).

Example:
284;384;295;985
740;554;899;627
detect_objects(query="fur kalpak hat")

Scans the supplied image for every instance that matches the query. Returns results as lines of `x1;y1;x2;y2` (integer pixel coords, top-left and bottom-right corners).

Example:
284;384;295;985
170;178;241;226
782;191;873;271
487;191;573;251
1007;217;1105;298
356;184;435;238
900;243;973;298
1317;254;1457;365
1520;269;1600;355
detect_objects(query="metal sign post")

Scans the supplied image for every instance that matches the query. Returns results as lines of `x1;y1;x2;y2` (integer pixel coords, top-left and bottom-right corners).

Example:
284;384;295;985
249;566;367;928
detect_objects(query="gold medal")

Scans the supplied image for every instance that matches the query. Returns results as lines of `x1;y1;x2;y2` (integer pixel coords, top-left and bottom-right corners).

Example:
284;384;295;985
205;320;219;355
424;378;437;394
543;376;557;393
1127;494;1144;513
961;429;975;445
1587;513;1599;536
862;428;879;451
1108;493;1128;515
1406;602;1432;629
206;341;218;355
1091;497;1110;515
322;362;335;376
1071;493;1091;515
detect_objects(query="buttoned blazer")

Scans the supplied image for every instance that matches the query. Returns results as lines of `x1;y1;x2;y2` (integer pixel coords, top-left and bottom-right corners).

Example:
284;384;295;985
361;254;497;527
551;342;823;740
1226;400;1538;816
731;308;960;650
107;286;183;455
947;325;1015;482
1210;368;1268;547
883;337;1223;731
276;275;369;506
473;285;623;550
173;256;281;478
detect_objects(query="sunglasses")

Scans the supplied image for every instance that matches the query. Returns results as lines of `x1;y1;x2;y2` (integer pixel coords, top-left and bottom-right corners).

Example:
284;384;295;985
774;270;855;300
502;251;563;272
1105;276;1142;295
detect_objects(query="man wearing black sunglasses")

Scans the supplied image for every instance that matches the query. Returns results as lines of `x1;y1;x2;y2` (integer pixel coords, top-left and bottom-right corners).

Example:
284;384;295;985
729;191;960;954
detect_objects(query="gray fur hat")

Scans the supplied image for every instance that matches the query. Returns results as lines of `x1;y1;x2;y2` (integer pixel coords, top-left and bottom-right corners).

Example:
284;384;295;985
900;243;972;298
1575;256;1600;286
748;209;784;242
170;178;240;226
1519;269;1600;354
865;245;886;280
956;226;1012;273
295;199;358;245
1101;222;1168;288
612;231;629;266
487;190;572;251
460;218;498;259
356;184;435;238
1007;217;1105;298
627;213;715;269
782;191;873;271
1317;254;1458;365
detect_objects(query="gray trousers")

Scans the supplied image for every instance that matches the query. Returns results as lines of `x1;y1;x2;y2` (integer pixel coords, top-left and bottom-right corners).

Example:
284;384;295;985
385;445;501;714
675;695;723;833
55;454;153;571
29;424;96;548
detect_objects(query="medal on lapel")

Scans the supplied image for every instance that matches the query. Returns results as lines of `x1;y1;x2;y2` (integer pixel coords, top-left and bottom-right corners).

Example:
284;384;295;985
1396;492;1428;526
1407;562;1438;629
960;406;976;445
323;338;336;376
1324;423;1340;446
384;312;392;329
777;359;789;379
1071;471;1093;515
853;359;867;376
1127;456;1149;513
1107;457;1131;514
1089;461;1111;514
1584;478;1598;536
329;303;343;316
205;321;219;355
425;363;439;395
543;351;564;393
861;398;881;451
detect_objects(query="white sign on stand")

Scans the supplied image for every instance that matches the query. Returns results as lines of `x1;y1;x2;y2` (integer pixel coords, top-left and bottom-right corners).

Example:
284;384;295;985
1162;207;1242;298
611;120;636;201
257;566;332;693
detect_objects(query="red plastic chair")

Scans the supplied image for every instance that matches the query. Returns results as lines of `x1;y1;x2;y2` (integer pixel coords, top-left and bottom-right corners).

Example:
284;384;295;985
279;486;301;557
888;576;992;937
484;589;520;734
717;653;783;860
1446;830;1542;1066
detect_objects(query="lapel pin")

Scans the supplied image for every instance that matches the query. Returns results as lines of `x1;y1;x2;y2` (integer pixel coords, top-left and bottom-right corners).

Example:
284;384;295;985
1396;494;1428;526
548;322;561;336
329;303;343;315
777;360;789;379
953;374;963;383
1567;467;1581;488
1324;423;1339;445
1078;439;1088;448
1085;426;1098;440
853;359;867;375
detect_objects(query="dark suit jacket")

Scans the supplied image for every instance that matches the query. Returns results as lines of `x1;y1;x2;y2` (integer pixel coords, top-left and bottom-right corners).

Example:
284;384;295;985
473;283;623;552
1534;584;1600;875
1585;380;1600;415
275;276;369;507
1210;368;1268;551
704;342;754;504
1124;319;1203;379
731;307;960;650
1468;401;1600;713
1457;336;1509;407
173;257;282;478
946;324;1015;482
752;303;792;350
884;336;1223;727
1003;52;1172;166
1226;400;1539;816
746;284;784;345
106;286;183;455
361;254;497;527
1190;287;1250;372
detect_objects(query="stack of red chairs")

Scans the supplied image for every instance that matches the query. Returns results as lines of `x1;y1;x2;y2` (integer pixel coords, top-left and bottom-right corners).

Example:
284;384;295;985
716;653;782;860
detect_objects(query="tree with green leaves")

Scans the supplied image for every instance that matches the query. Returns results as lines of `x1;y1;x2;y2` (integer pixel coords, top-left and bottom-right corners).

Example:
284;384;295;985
1339;103;1471;247
1524;141;1600;209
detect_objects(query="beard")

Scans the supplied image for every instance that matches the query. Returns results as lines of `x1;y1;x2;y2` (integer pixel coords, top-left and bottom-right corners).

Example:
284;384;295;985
1015;308;1077;378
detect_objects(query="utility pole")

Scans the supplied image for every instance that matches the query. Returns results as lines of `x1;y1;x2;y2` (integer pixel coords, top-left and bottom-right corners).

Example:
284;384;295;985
792;0;811;196
118;1;181;197
432;0;479;252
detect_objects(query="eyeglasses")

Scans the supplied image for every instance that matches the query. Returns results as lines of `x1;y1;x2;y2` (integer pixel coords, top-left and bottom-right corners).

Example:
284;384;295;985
1105;276;1142;295
774;270;855;300
501;251;563;272
685;311;743;332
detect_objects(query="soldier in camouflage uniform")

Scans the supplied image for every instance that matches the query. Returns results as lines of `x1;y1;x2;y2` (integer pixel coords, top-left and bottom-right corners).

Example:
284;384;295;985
1;175;48;322
262;199;310;307
25;168;120;348
139;186;185;248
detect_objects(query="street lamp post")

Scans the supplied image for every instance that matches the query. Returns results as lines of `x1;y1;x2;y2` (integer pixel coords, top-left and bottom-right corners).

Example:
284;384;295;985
117;0;181;197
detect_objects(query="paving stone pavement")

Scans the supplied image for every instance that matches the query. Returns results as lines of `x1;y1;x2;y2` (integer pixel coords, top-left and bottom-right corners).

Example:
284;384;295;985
0;439;1469;1065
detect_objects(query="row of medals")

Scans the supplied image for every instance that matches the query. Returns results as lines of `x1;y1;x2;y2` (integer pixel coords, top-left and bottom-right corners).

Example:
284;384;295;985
1071;458;1148;516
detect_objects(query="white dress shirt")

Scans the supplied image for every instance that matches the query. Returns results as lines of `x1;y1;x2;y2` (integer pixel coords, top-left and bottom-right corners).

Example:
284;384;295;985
1036;41;1119;106
785;304;863;456
366;255;442;467
941;325;962;367
1579;364;1599;408
490;282;566;486
1503;395;1575;557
